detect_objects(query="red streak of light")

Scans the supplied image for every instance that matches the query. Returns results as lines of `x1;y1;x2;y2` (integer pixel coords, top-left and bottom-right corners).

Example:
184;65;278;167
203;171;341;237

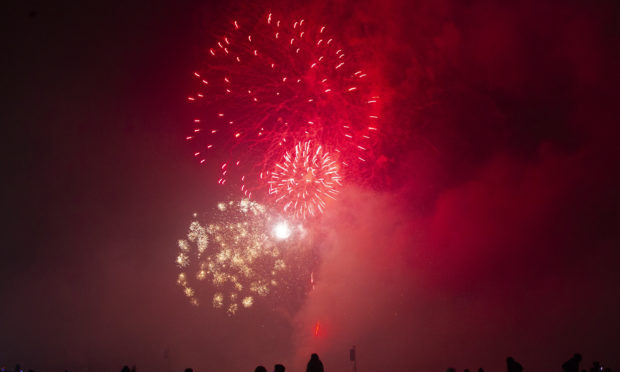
314;322;320;337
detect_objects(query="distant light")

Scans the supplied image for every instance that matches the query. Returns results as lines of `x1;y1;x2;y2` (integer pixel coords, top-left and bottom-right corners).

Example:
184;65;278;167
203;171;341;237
273;222;292;240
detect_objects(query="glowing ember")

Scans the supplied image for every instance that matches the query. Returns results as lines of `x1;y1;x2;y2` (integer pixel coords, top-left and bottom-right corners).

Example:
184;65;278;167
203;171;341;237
272;221;292;240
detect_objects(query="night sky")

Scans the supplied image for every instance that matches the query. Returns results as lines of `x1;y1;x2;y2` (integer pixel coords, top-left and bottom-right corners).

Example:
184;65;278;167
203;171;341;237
2;0;619;371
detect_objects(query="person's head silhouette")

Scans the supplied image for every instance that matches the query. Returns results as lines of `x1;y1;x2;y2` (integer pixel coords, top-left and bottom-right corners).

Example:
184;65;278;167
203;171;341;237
574;354;582;363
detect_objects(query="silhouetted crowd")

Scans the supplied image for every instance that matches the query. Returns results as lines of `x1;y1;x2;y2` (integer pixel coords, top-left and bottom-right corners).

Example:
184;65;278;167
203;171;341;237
446;353;613;372
252;353;324;372
2;351;614;371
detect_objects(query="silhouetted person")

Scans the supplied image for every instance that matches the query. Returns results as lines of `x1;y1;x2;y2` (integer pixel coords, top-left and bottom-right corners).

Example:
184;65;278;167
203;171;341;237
185;369;193;372
446;369;456;372
479;369;485;372
14;364;21;372
275;364;285;372
121;366;131;372
255;366;268;372
307;353;324;372
507;357;523;372
563;353;583;372
465;369;470;372
591;362;602;372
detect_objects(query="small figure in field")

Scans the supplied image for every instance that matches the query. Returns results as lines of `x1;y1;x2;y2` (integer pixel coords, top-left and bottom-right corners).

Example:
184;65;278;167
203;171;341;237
255;366;267;372
274;364;285;372
307;353;324;372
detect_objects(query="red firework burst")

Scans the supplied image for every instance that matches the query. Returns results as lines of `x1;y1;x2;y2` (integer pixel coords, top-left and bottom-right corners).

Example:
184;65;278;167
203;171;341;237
187;11;380;202
268;141;341;219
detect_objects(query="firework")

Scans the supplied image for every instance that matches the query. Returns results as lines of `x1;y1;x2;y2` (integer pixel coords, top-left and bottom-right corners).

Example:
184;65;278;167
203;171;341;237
268;140;342;219
187;12;381;206
176;199;294;315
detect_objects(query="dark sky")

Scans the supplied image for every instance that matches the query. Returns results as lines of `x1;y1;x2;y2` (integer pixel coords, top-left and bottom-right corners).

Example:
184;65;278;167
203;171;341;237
2;0;619;371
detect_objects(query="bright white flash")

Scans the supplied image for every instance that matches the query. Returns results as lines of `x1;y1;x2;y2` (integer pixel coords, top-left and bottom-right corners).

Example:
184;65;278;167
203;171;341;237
273;222;292;240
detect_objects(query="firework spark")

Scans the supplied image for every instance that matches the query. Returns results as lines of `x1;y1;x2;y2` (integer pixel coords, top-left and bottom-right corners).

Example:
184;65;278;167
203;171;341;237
187;12;381;206
268;140;342;219
176;199;293;315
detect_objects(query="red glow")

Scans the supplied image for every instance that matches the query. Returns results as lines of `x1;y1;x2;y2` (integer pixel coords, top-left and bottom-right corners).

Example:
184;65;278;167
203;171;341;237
187;12;381;205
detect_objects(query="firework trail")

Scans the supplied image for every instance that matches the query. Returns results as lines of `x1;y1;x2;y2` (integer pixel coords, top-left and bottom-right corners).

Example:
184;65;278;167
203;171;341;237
187;12;381;217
